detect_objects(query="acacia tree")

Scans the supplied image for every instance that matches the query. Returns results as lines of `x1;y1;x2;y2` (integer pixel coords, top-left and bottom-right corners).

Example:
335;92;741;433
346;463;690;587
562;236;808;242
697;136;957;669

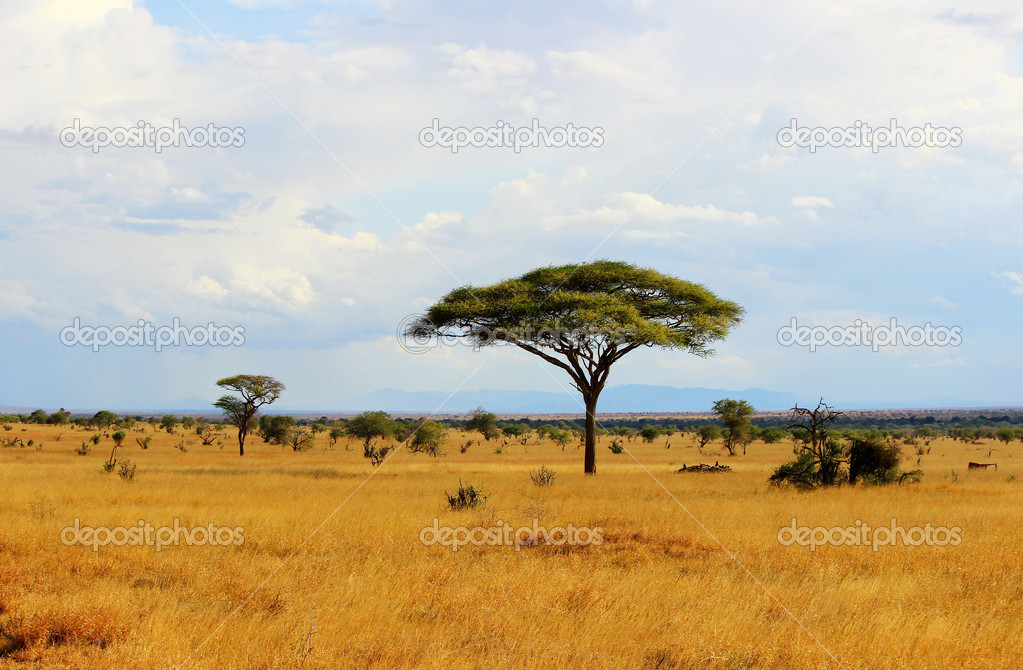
213;375;285;456
712;398;755;456
465;407;498;441
406;261;743;474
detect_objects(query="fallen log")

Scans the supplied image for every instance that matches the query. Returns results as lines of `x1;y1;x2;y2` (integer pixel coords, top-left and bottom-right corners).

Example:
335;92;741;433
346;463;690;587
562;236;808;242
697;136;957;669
676;461;732;473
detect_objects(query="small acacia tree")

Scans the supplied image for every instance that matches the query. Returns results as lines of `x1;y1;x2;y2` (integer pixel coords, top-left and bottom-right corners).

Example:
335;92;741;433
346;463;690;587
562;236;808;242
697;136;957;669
407;261;743;474
213;375;285;456
712;398;755;456
465;407;498;441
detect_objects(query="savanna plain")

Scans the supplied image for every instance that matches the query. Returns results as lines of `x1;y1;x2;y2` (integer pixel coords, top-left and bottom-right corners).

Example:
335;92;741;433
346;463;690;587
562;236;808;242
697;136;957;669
0;421;1020;669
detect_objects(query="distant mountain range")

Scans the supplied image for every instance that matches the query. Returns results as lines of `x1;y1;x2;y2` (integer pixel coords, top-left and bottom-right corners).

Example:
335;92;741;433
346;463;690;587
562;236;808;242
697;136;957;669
339;385;805;413
2;387;1019;416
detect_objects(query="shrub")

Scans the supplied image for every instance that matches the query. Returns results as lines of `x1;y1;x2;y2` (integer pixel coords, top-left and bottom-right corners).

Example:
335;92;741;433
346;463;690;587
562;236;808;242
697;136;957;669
608;439;625;454
529;465;558;487
111;430;127;448
258;415;296;445
118;461;137;482
640;427;661;443
445;480;487;510
363;443;392;467
136;435;152;450
769;440;845;489
848;436;902;485
75;442;90;456
90;434;101;445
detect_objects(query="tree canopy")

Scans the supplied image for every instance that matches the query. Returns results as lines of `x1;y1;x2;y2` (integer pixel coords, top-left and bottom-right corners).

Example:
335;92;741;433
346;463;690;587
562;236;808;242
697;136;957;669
214;374;285;456
408;261;743;473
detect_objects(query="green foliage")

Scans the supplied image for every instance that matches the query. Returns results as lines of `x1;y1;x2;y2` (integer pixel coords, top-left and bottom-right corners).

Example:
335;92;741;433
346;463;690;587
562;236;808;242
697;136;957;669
214;374;286;456
259;415;296;445
712;398;755;456
285;427;315;452
346;411;396;450
92;410;117;428
996;427;1017;444
501;423;527;438
160;415;179;432
466;407;498;441
697;424;722;450
847;436;903;485
550;429;573;450
639;426;661;443
408;420;447;457
760;426;787;444
407;261;743;475
111;430;127;447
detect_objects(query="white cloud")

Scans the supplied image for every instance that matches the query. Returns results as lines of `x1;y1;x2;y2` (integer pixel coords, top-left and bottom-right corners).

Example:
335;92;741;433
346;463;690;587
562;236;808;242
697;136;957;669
1004;271;1023;295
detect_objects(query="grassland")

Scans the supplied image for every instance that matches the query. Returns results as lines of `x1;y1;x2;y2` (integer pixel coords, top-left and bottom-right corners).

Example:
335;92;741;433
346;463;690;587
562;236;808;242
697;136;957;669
0;422;1021;669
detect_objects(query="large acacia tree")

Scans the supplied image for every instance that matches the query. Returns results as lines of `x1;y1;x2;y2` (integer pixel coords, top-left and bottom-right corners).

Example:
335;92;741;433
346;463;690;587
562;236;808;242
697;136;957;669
406;261;743;474
214;374;285;456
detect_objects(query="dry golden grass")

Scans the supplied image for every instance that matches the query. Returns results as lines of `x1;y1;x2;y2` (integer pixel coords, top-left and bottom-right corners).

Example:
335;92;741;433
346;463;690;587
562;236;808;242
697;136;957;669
0;422;1021;669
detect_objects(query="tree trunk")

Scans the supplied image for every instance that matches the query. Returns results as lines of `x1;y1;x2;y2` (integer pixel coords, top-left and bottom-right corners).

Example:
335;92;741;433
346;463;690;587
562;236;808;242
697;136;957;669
584;392;599;475
238;428;246;456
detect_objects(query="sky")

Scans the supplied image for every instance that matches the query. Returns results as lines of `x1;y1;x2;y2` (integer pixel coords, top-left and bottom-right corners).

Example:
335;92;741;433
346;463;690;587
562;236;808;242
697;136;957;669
1;0;1022;411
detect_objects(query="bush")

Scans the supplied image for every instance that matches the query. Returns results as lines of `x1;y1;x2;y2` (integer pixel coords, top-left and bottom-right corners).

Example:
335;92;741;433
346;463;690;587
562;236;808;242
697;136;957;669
847;436;902;485
363;443;392;466
529;465;558;487
118;461;137;482
259;415;296;445
769;439;845;489
445;480;487;510
639;427;661;443
608;438;625;454
75;442;90;456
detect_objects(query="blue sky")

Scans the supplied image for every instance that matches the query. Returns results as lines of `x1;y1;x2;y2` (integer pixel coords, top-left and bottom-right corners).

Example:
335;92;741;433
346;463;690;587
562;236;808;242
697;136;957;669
1;0;1022;410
